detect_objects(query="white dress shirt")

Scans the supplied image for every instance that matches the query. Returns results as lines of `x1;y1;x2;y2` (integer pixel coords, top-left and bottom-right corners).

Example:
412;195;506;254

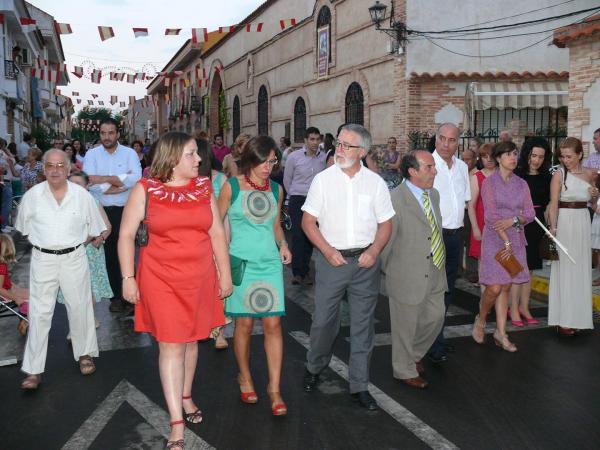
15;181;106;249
302;165;395;250
83;143;142;207
432;150;471;229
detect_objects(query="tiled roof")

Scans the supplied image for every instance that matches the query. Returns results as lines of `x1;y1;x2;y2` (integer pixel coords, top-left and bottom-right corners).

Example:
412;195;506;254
553;13;600;48
410;71;569;80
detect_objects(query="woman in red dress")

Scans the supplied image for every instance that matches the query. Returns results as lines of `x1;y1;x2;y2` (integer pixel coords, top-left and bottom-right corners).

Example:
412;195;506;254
119;132;232;450
467;143;497;290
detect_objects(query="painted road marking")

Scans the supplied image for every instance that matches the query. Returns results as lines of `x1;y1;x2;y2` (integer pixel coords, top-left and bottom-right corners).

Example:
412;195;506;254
290;330;459;450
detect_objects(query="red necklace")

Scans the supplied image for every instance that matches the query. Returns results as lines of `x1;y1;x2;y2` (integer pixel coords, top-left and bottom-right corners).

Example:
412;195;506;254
245;175;270;191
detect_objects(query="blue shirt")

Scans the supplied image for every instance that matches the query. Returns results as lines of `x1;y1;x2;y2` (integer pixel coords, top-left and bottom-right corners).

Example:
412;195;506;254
404;179;430;213
283;148;327;196
83;143;142;207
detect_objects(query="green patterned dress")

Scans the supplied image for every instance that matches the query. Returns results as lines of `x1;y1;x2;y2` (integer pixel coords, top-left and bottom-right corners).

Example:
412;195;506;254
225;177;285;318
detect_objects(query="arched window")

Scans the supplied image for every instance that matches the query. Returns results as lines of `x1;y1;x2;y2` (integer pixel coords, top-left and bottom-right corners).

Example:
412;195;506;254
257;85;268;135
293;97;306;143
232;95;241;141
345;82;364;126
316;6;332;63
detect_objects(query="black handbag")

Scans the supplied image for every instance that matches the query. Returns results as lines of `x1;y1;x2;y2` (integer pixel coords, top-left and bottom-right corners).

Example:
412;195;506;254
135;187;150;247
539;233;559;261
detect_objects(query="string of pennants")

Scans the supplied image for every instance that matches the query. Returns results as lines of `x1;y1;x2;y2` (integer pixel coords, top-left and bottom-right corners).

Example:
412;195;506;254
10;17;298;41
66;91;159;109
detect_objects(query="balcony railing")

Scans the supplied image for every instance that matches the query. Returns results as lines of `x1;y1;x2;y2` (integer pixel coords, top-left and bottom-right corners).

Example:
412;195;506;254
4;60;18;80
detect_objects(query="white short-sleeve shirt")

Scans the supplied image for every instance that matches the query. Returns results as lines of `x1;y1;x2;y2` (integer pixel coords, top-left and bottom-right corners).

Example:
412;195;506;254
302;165;395;250
15;181;107;249
432;150;471;229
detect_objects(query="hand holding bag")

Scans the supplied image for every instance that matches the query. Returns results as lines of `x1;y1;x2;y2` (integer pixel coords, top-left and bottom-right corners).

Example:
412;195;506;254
539;233;559;261
135;186;150;247
495;249;524;278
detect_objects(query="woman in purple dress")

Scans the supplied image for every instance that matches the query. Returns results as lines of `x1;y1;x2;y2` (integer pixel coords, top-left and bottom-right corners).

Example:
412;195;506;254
472;142;535;352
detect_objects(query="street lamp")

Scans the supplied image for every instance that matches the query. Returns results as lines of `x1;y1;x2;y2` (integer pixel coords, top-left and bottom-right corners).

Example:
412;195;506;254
368;1;407;54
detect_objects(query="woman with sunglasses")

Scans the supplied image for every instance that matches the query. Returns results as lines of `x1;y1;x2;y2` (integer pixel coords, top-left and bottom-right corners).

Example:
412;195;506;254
217;136;291;416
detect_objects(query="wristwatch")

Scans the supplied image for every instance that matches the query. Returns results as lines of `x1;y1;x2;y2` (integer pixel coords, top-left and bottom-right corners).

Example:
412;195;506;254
512;216;521;230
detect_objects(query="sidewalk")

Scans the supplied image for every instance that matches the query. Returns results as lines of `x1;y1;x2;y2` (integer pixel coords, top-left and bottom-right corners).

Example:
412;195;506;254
530;263;600;312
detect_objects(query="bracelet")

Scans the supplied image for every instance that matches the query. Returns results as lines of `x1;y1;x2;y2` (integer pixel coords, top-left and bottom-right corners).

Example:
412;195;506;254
122;275;135;280
504;241;511;248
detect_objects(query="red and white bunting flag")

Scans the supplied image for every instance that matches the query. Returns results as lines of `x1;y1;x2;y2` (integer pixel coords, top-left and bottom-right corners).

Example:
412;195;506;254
31;68;43;79
165;28;181;35
46;69;59;83
120;101;126;107
129;96;136;104
19;17;36;25
218;26;235;34
191;27;208;43
54;22;72;35
132;27;148;38
197;79;203;88
72;91;79;96
246;23;263;32
136;72;145;81
87;100;94;105
77;99;82;104
126;74;136;83
205;78;209;87
153;96;159;106
114;72;125;81
91;94;99;99
91;69;102;83
109;72;118;80
98;100;105;105
279;19;297;30
59;64;68;73
163;78;171;87
110;95;118;105
0;14;4;25
173;70;183;77
72;66;84;78
98;26;115;41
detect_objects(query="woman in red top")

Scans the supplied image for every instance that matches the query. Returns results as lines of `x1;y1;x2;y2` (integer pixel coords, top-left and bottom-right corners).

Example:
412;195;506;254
467;143;497;290
0;234;29;333
119;132;232;450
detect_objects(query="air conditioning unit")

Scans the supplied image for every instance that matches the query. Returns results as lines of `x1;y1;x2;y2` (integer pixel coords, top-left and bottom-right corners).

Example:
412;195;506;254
21;48;32;66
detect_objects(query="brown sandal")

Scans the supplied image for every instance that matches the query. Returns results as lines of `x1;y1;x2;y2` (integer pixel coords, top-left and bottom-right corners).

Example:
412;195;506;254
79;355;96;375
21;374;41;390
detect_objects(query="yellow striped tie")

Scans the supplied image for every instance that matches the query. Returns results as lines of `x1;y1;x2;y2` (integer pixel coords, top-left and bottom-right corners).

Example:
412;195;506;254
423;191;445;270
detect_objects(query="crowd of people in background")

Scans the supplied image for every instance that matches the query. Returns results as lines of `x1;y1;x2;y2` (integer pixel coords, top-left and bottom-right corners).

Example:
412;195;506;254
1;121;598;450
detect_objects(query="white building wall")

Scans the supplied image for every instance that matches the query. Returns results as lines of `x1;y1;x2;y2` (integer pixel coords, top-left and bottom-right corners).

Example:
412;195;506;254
406;0;595;75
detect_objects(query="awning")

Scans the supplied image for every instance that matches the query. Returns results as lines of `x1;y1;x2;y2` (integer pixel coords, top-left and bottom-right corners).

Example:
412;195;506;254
469;81;568;110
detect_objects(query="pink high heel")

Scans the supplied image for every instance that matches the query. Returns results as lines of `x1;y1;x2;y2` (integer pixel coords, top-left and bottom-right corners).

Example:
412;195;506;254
518;308;539;325
507;308;524;327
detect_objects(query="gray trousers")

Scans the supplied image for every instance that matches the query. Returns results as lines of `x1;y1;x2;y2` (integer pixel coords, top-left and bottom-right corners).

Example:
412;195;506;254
388;262;445;379
306;251;380;393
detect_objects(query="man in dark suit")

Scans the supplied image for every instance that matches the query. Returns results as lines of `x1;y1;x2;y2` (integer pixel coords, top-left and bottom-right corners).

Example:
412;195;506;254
381;151;447;388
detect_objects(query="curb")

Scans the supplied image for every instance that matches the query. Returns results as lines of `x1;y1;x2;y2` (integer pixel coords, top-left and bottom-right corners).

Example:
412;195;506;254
531;275;600;311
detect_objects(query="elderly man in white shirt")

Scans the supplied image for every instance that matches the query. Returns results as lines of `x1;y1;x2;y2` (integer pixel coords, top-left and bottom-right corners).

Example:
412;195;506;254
428;123;471;363
17;149;107;390
84;118;141;313
301;124;394;411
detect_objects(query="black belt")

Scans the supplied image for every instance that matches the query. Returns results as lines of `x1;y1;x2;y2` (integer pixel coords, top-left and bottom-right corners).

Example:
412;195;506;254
33;244;82;255
337;245;371;258
442;227;463;236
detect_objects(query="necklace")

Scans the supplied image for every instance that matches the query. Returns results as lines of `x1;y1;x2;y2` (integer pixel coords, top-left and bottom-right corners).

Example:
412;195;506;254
245;174;270;191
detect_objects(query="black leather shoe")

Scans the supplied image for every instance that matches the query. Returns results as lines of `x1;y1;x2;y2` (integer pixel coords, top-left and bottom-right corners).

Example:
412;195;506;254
444;344;456;353
427;353;448;364
303;369;320;392
351;391;378;411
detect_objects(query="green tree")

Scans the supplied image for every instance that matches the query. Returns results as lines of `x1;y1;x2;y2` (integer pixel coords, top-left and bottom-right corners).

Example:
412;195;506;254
72;108;124;145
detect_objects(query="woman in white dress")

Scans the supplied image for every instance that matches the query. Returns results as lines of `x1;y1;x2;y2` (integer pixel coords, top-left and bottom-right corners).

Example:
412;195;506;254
547;137;598;336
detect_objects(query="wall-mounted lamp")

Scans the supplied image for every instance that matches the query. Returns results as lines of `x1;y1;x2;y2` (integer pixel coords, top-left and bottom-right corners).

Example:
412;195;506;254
368;1;407;54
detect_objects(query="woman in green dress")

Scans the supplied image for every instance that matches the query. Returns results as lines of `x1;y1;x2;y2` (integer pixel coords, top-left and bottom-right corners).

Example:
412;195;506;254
217;136;291;416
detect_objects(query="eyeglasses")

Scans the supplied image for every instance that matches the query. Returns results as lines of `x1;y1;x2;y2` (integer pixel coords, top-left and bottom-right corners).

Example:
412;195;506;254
335;140;363;151
44;162;67;170
263;158;278;166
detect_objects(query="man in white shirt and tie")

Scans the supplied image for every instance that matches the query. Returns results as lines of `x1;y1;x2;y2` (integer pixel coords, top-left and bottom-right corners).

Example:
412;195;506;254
83;118;141;313
428;123;471;363
301;124;395;411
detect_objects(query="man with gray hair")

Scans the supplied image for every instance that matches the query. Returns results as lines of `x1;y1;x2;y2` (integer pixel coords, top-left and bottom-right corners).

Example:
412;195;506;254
16;149;106;389
301;124;395;410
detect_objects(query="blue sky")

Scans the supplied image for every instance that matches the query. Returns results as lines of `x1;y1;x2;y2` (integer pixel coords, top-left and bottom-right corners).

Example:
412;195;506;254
31;0;265;111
